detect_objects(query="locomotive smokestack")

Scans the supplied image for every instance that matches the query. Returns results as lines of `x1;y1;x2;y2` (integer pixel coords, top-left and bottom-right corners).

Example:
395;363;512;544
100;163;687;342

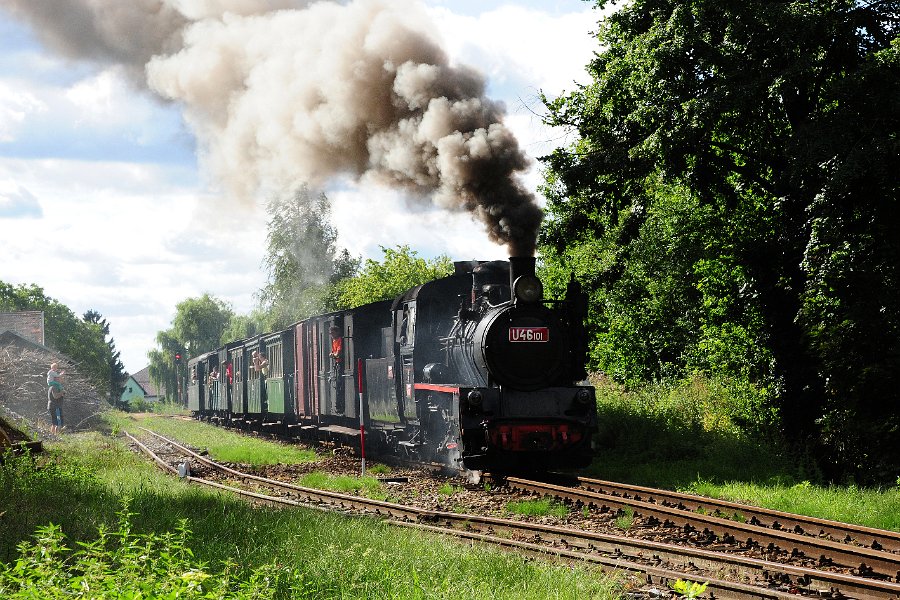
509;256;536;294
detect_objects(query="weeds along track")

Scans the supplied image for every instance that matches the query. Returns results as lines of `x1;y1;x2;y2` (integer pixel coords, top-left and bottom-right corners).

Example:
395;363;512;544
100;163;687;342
125;427;900;599
508;476;900;584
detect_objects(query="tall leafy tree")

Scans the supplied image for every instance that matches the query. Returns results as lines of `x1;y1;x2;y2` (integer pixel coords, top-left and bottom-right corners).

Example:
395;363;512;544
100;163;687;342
221;309;268;345
148;294;232;402
542;0;899;480
148;330;185;403
258;185;359;328
336;245;453;308
84;309;127;402
171;294;234;356
0;281;117;399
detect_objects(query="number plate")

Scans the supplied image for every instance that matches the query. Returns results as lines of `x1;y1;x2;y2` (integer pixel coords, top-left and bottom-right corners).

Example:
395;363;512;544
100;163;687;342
508;327;550;342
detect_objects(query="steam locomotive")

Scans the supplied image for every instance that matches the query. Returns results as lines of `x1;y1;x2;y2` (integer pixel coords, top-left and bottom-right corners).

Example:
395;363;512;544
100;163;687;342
188;257;597;472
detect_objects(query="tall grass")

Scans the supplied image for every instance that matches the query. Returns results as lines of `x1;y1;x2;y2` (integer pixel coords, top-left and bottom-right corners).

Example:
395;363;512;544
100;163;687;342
506;498;569;519
589;374;900;531
298;471;386;499
589;373;797;488
1;436;623;599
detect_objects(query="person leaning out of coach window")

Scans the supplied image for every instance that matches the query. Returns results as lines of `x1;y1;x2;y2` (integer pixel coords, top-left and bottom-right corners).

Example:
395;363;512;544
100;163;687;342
252;350;269;377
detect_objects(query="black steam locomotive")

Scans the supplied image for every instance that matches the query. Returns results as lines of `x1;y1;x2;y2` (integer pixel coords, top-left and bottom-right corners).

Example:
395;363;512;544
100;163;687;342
188;257;597;472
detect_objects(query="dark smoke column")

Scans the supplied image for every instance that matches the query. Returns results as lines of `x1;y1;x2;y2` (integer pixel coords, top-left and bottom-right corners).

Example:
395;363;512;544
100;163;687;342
367;61;545;256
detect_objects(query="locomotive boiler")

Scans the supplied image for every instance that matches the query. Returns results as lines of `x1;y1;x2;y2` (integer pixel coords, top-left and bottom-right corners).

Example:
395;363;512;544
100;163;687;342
188;257;597;474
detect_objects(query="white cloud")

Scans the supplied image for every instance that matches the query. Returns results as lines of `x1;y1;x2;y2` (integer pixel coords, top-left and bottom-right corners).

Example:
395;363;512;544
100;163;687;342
0;82;46;142
428;4;598;96
65;68;123;123
0;0;604;371
0;157;267;370
0;179;42;218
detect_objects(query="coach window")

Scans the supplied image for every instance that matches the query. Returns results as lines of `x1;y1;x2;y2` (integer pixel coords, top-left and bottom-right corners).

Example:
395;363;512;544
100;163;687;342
268;341;283;379
232;351;243;384
397;304;415;347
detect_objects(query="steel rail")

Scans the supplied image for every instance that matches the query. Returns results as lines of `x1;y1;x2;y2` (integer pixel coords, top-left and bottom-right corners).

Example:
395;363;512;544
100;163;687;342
122;431;813;598
126;427;900;599
572;476;900;553
508;476;900;581
393;521;812;600
135;427;424;521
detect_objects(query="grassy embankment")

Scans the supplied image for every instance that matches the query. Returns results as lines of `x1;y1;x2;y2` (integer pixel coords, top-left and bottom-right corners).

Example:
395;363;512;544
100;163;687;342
5;378;900;597
1;412;622;599
587;375;900;531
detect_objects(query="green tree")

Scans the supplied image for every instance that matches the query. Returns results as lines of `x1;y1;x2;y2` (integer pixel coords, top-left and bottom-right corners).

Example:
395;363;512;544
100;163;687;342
541;1;899;480
171;294;234;356
220;310;267;345
147;331;184;404
148;295;232;402
336;245;453;308
83;309;127;402
258;185;359;328
0;281;116;398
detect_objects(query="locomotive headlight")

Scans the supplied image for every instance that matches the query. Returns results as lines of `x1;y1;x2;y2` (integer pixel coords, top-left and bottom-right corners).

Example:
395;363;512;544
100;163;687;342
513;275;543;303
467;390;483;408
576;388;593;405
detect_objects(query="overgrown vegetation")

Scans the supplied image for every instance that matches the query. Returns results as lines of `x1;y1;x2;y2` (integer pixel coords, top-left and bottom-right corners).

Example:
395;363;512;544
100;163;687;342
0;506;277;599
0;438;621;599
614;508;635;531
298;471;386;500
541;0;900;483
685;480;900;533
589;374;800;488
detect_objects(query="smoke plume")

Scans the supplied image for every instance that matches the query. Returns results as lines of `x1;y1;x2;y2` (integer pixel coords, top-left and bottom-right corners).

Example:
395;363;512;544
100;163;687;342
3;0;543;255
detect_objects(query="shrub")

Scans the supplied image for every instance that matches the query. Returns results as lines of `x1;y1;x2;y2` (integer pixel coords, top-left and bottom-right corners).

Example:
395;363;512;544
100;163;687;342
0;502;284;599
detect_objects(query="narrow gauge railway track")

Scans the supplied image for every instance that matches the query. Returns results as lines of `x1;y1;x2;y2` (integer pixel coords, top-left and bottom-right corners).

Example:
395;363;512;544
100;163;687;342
508;476;900;582
571;476;900;554
125;427;900;599
193;414;452;475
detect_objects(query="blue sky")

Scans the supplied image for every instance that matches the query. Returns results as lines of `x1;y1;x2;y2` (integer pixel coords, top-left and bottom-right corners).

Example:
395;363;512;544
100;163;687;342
0;0;602;372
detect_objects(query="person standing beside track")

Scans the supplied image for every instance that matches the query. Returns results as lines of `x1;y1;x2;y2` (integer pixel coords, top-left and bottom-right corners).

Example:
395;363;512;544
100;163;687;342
46;362;65;435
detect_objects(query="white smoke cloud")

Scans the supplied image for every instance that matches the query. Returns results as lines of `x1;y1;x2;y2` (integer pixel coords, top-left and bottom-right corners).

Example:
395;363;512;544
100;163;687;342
2;0;544;254
148;0;541;253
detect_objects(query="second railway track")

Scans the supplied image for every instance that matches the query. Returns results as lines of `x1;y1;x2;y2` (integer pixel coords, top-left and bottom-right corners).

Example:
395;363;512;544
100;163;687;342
507;475;900;581
125;426;900;599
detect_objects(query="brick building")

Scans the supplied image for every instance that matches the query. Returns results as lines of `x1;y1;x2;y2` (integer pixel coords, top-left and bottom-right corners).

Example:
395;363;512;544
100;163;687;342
0;311;45;346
